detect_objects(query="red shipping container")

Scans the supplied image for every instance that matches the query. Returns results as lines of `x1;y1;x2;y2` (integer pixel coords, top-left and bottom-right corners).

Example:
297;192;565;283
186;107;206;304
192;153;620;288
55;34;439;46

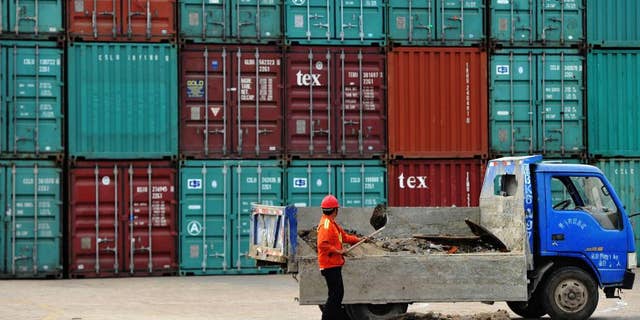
180;45;283;159
285;46;386;159
388;159;486;207
67;0;176;42
68;161;177;278
387;48;488;158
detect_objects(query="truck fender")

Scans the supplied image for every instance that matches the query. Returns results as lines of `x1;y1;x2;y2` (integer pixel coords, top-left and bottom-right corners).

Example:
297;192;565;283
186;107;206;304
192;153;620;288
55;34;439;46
531;262;554;294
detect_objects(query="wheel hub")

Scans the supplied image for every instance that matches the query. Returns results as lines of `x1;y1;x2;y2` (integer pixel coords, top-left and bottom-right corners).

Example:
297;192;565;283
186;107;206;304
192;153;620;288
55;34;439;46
555;278;588;313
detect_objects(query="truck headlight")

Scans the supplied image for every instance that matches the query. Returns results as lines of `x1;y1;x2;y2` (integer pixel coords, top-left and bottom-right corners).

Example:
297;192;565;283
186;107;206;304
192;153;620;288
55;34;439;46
629;252;637;269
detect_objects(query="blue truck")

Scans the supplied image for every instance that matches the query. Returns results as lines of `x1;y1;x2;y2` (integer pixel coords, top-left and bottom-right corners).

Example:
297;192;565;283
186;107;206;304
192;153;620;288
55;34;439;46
250;155;636;320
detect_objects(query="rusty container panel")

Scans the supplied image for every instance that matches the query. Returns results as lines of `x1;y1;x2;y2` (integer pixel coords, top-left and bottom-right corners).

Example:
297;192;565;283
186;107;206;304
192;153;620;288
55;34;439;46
180;45;283;159
285;46;386;159
387;48;488;158
67;0;176;42
68;161;177;278
388;159;486;207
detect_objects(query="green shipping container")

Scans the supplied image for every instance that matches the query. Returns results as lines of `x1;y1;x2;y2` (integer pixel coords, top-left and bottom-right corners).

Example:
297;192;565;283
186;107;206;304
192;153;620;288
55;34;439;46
0;161;62;278
7;0;63;35
180;160;283;275
490;49;584;157
587;50;640;157
587;0;640;47
67;43;178;159
0;41;63;157
287;160;386;208
1;2;7;33
179;0;282;43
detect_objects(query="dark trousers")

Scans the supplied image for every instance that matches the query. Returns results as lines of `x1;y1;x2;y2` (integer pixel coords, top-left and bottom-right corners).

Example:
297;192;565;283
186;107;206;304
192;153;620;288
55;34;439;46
321;267;347;320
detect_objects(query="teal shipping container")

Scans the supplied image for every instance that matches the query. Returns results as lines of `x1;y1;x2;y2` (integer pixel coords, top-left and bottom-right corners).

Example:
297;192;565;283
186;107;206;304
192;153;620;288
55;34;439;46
490;0;583;46
179;0;282;43
286;160;385;208
4;0;63;36
180;160;283;275
387;0;485;46
587;50;640;157
587;0;640;47
284;0;385;46
490;49;584;157
67;43;178;159
0;41;63;157
0;161;62;278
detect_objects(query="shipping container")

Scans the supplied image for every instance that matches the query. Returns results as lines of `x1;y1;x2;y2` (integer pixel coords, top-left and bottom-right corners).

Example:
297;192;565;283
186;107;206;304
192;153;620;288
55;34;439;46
285;46;386;159
4;0;63;36
387;47;487;158
67;42;178;159
587;50;640;157
180;160;283;275
490;49;584;157
0;41;63;157
179;0;282;44
490;0;583;46
180;45;283;159
284;0;385;46
0;160;62;278
286;160;385;208
68;161;178;278
67;0;176;42
387;159;485;207
587;0;640;48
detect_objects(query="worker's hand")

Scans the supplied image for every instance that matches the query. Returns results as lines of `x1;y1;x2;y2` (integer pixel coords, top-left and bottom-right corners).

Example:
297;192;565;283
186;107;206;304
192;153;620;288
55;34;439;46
339;248;354;257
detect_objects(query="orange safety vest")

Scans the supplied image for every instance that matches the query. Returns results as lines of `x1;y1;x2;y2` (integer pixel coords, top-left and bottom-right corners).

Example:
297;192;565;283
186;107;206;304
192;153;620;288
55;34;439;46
316;215;360;270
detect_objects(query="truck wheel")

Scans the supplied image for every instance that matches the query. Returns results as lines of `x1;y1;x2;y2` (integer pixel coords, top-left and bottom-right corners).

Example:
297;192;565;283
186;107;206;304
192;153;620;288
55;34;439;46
344;303;408;320
541;267;598;320
506;293;546;318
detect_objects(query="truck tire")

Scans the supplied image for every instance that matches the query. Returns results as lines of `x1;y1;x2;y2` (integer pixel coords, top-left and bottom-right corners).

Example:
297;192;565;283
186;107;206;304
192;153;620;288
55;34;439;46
541;267;598;320
344;303;408;320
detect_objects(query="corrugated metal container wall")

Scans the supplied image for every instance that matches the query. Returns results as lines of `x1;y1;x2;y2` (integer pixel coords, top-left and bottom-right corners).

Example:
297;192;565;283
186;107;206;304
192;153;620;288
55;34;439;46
179;160;283;275
67;43;178;159
180;45;283;159
6;0;63;36
67;0;176;42
286;160;386;207
1;2;7;33
387;0;485;46
0;161;62;278
387;159;485;207
1;41;63;157
588;50;640;157
68;161;178;278
587;0;640;47
490;0;583;46
179;0;282;43
284;0;385;46
286;47;386;159
490;49;584;157
387;48;488;158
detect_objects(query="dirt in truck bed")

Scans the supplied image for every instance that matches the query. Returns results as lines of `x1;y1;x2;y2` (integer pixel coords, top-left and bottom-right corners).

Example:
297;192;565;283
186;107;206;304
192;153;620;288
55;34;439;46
388;310;511;320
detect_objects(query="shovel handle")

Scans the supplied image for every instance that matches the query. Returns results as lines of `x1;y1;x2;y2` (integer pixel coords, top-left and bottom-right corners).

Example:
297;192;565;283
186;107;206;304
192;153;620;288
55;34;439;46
344;226;385;254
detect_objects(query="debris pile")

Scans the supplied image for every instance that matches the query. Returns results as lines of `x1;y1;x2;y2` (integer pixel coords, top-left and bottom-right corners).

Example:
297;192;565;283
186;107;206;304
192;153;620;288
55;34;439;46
386;310;511;320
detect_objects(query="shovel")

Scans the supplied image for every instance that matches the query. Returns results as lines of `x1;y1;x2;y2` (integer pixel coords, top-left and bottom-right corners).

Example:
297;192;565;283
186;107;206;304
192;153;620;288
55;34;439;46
344;204;388;254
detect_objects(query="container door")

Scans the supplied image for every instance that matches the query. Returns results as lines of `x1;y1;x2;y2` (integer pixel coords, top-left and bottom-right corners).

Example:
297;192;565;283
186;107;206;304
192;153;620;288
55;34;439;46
490;0;534;44
122;0;175;41
233;0;281;42
232;161;283;271
69;164;123;277
7;42;63;156
9;0;62;35
490;51;536;155
0;165;5;274
286;48;333;157
287;161;333;207
336;161;385;207
233;47;283;157
122;163;177;276
438;0;484;44
179;0;227;41
1;1;8;33
68;0;120;40
0;45;6;153
538;0;582;45
180;46;230;158
285;0;332;42
337;0;383;43
387;0;435;45
537;52;584;156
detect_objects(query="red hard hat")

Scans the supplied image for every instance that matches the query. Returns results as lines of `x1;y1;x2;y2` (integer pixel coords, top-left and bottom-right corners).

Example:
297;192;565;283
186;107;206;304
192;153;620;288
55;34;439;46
321;194;340;209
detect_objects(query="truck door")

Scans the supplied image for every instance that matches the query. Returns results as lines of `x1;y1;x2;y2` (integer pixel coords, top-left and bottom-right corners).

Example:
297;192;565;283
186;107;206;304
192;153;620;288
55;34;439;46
543;173;628;283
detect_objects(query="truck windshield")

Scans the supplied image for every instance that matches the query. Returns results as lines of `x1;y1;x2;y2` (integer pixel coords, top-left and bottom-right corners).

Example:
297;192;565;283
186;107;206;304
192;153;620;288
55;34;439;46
551;176;622;230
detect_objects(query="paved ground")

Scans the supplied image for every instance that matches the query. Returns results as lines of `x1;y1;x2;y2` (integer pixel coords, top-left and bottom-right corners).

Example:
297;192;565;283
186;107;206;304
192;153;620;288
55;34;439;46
0;270;638;320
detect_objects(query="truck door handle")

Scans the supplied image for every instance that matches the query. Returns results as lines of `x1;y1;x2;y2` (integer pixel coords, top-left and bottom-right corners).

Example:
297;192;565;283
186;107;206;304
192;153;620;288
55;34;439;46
552;234;565;241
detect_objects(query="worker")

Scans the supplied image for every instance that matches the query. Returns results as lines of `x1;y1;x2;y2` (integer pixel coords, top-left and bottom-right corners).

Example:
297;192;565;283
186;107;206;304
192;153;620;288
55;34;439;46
317;194;361;320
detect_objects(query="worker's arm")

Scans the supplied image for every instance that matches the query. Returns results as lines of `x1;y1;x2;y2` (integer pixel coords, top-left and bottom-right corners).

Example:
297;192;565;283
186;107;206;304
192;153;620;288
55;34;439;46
340;229;361;245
